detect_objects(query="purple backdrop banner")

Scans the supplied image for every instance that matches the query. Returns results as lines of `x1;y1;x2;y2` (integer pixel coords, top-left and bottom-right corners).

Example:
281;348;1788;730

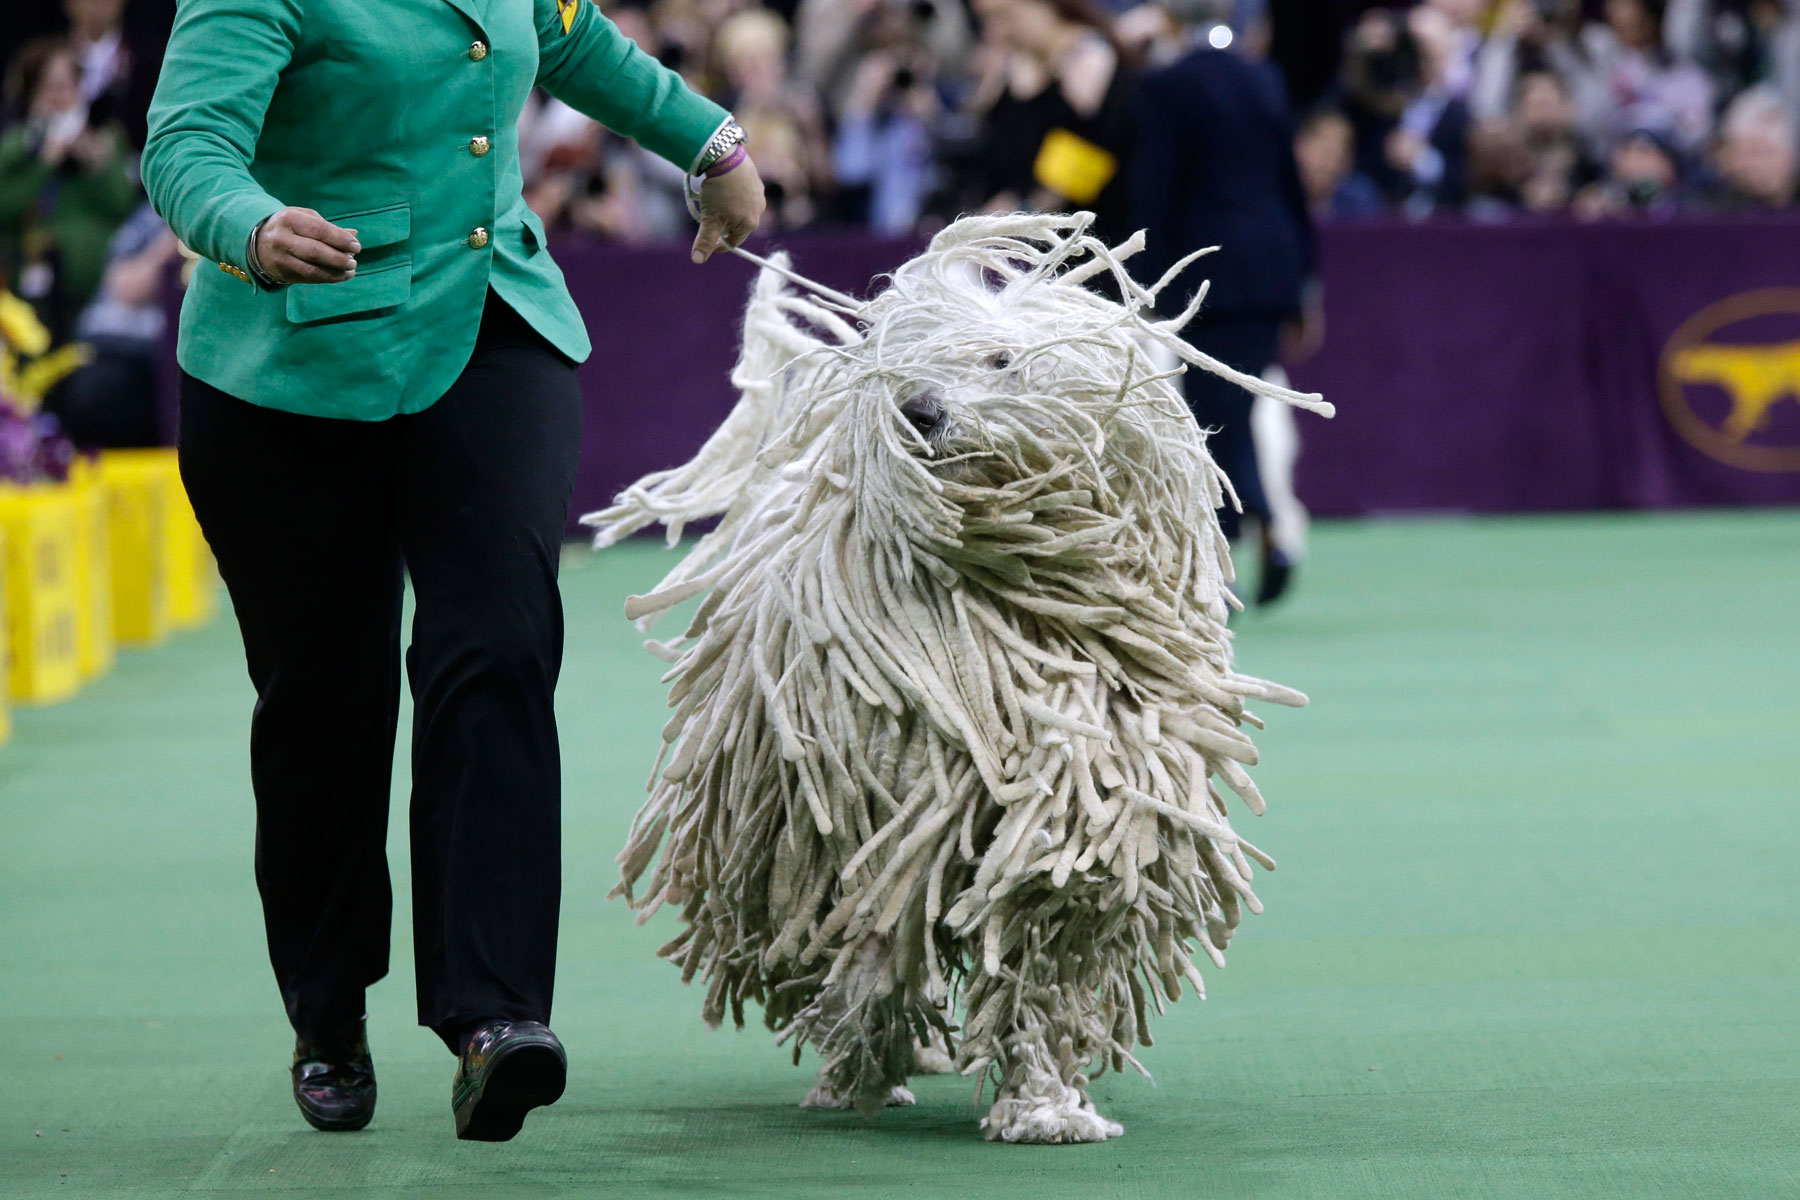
561;217;1800;526
1284;217;1800;514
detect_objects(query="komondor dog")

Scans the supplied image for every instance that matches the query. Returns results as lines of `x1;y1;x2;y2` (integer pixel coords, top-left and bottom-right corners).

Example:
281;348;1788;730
583;213;1332;1144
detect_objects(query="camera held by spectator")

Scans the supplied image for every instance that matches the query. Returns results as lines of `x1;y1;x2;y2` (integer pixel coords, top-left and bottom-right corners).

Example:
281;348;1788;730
1576;126;1684;217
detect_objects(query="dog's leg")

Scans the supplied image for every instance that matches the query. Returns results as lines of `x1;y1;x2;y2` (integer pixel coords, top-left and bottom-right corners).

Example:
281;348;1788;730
967;919;1125;1144
794;936;917;1113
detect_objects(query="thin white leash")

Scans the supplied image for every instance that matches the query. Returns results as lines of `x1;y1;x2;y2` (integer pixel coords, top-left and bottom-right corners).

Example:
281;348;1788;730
684;175;866;317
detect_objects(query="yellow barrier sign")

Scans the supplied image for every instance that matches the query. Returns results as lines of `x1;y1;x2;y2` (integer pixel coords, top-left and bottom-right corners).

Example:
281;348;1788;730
68;461;116;679
0;526;10;742
99;450;214;642
0;485;83;704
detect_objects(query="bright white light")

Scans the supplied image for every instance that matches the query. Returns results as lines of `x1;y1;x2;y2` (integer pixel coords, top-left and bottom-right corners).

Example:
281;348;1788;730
1208;24;1233;49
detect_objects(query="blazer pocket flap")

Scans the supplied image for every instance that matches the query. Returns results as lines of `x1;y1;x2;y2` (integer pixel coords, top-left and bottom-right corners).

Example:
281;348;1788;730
286;261;411;324
327;202;410;249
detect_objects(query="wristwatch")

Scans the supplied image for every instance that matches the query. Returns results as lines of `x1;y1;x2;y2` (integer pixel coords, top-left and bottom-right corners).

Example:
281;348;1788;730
693;118;746;176
246;216;282;288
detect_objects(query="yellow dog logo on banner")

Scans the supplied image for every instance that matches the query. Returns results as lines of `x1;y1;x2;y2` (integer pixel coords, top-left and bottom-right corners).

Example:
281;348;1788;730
1659;289;1800;473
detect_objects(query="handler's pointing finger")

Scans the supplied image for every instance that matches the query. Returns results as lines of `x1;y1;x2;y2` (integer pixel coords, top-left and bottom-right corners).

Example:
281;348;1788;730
691;217;724;266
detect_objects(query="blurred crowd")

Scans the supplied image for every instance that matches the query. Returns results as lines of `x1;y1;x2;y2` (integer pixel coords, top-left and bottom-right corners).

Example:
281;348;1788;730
3;0;1800;456
506;0;1800;236
1320;0;1800;218
2;0;173;457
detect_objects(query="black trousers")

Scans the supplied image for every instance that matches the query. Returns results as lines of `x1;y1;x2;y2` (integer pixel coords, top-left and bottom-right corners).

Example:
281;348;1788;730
1183;317;1280;544
178;293;582;1051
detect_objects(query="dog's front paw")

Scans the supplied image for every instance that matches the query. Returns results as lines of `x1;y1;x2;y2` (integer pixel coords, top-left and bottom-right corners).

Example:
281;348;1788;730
802;1083;915;1110
981;1092;1124;1144
801;1080;851;1110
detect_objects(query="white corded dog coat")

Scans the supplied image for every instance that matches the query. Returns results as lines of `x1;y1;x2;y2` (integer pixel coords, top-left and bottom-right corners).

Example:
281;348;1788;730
585;212;1332;1143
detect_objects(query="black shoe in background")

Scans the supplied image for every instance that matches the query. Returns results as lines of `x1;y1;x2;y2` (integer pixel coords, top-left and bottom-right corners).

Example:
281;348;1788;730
452;1020;567;1142
292;1017;376;1132
1256;540;1296;608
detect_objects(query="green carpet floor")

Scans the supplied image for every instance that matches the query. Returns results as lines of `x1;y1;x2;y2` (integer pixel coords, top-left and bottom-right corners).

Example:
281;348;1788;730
2;512;1797;1199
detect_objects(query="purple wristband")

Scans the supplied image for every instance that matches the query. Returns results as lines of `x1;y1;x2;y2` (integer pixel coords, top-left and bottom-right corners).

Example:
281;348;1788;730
704;144;747;178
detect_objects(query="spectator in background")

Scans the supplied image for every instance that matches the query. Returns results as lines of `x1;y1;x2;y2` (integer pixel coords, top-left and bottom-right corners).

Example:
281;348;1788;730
1587;0;1715;151
1666;0;1800;119
63;0;160;151
0;39;142;341
1113;3;1176;68
1465;117;1537;215
1472;0;1611;157
1512;68;1601;211
1340;7;1423;194
1385;4;1475;213
46;201;174;447
1705;83;1800;207
794;0;973;116
643;0;746;95
1576;125;1686;214
1131;0;1316;603
715;8;832;229
1267;0;1350;111
1423;0;1485;96
965;0;1135;242
1295;106;1387;217
833;51;945;233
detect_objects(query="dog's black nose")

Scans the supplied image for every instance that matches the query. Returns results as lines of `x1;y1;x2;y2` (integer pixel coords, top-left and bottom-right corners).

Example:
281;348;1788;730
900;389;947;439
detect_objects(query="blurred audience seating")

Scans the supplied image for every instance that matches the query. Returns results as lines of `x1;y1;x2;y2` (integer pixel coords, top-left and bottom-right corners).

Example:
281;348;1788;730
4;0;1800;456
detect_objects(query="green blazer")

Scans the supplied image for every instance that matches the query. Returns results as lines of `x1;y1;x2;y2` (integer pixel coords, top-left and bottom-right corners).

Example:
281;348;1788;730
143;0;727;420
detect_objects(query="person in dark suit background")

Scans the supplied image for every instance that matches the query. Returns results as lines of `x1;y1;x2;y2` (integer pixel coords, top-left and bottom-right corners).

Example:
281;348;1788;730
1130;0;1318;606
1267;0;1349;113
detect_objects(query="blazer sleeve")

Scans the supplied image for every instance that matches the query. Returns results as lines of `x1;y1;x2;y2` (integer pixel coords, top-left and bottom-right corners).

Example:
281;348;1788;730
140;0;299;273
536;0;729;173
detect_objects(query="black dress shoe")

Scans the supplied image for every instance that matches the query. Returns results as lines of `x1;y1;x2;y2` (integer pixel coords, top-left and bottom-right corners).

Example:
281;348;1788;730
452;1020;566;1142
292;1019;376;1132
1256;540;1296;608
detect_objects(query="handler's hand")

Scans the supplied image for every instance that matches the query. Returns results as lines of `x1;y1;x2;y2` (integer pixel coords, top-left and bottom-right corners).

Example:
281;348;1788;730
255;207;361;284
691;158;766;264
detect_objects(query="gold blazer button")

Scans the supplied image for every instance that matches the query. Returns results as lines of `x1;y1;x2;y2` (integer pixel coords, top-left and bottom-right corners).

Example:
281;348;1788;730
467;227;490;249
469;136;491;157
218;261;252;283
468;40;489;61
